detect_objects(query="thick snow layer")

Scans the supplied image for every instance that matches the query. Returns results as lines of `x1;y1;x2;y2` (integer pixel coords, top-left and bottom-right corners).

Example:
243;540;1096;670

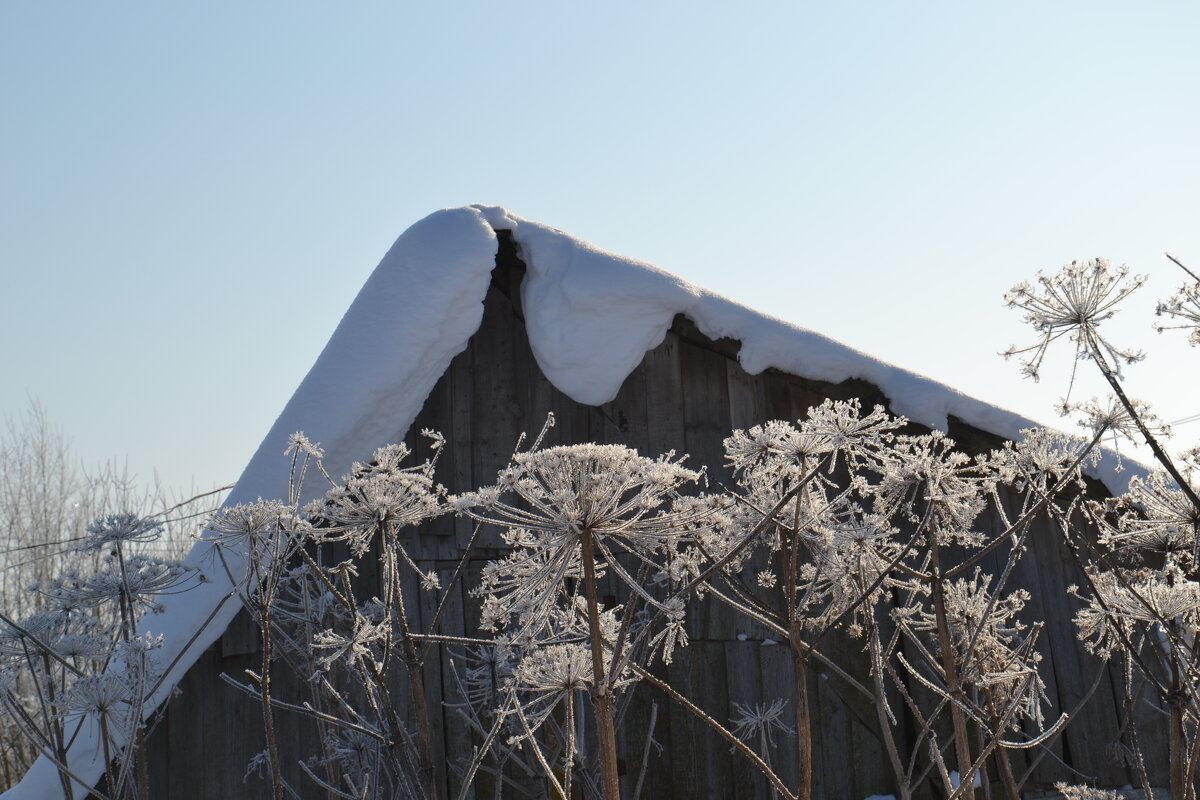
8;204;1138;797
474;205;1135;493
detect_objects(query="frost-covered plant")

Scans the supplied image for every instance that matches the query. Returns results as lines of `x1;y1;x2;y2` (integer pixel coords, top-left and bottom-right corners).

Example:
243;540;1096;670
207;496;308;800
1003;257;1147;385
1073;566;1200;660
730;698;794;799
1103;471;1200;560
730;697;793;752
1054;783;1133;800
1069;546;1200;799
699;400;910;800
455;441;707;800
0;407;225;790
864;422;1111;800
1007;252;1200;800
0;512;198;800
903;571;1048;731
1155;253;1200;346
703;400;1102;800
1005;255;1200;509
208;432;454;800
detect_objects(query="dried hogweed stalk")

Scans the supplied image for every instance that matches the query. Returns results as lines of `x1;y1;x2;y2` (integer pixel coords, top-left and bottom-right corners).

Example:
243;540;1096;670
902;570;1048;730
457;442;706;800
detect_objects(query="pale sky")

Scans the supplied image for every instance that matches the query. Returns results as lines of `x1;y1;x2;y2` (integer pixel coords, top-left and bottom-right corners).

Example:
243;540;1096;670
2;2;1198;493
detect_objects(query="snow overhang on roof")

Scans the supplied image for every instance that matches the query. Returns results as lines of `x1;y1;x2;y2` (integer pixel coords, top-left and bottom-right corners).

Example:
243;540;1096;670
8;205;1140;798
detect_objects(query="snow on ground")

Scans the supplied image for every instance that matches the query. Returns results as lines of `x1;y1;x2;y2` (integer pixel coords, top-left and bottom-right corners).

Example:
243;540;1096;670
6;205;1142;797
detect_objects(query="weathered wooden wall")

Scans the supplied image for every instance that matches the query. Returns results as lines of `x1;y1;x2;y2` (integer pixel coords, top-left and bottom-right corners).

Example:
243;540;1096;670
143;233;1167;799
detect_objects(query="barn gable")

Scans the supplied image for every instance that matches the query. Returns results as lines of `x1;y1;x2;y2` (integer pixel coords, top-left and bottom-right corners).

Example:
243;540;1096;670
8;206;1149;798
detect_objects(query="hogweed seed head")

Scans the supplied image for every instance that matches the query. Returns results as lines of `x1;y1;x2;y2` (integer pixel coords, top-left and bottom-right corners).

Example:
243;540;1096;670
730;698;794;749
1003;258;1146;384
78;513;163;553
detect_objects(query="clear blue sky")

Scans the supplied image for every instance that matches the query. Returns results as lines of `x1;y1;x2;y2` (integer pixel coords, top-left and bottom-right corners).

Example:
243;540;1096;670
3;2;1198;493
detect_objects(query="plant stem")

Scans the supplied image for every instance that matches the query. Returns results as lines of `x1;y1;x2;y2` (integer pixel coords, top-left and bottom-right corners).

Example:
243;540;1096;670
783;481;812;800
929;539;976;800
581;528;622;800
1095;355;1200;512
135;726;149;800
1169;650;1188;800
788;636;813;800
258;600;284;800
384;541;440;800
869;624;910;800
989;714;1018;800
98;713;114;799
42;653;73;800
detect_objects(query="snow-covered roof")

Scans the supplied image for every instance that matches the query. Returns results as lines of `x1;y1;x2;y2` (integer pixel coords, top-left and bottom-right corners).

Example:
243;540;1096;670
8;205;1137;798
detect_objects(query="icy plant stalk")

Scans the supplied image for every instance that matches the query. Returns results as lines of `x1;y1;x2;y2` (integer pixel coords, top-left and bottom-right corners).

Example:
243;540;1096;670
207;498;300;800
0;512;197;800
1073;473;1200;800
1008;253;1200;799
312;438;448;799
715;401;1096;800
1005;256;1200;514
457;442;708;800
715;399;904;800
211;432;454;800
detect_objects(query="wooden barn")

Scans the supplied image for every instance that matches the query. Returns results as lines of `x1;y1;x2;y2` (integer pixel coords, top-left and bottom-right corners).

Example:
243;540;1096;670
11;206;1167;799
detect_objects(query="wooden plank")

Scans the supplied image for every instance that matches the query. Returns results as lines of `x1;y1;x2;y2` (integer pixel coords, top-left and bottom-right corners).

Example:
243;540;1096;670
761;369;795;426
603;356;650;451
726;358;767;432
782;373;824;422
405;558;445;800
1031;508;1126;787
408;365;458;560
468;283;523;551
758;642;799;793
220;604;260;658
679;337;733;489
724;640;768;800
450;561;506;799
1125;668;1171;787
974;497;1037;786
429;564;474;800
621;662;673;800
720;362;777;644
813;663;854;800
161;646;271;799
641;329;686;461
665;641;734;798
449;343;476;551
679;337;737;642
